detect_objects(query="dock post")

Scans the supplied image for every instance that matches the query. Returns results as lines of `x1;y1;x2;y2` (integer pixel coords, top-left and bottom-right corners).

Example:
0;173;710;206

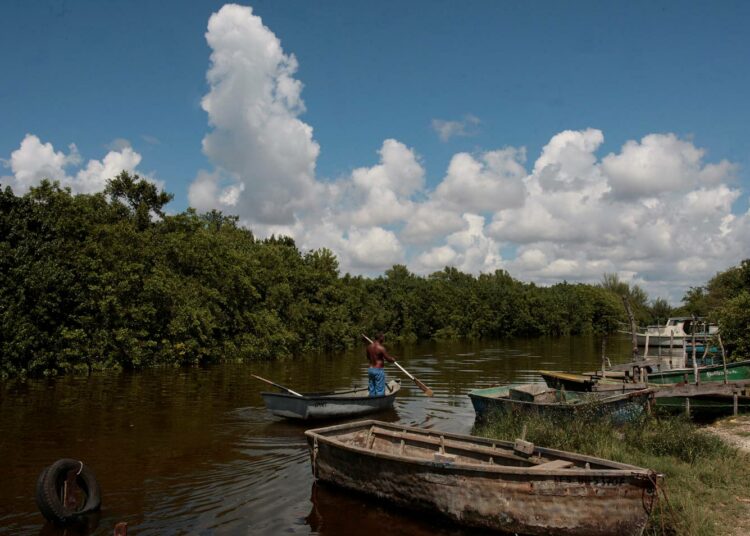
644;334;650;359
669;331;674;368
691;318;699;385
693;359;700;386
685;397;690;417
719;333;728;385
734;392;739;416
657;323;662;357
701;322;711;361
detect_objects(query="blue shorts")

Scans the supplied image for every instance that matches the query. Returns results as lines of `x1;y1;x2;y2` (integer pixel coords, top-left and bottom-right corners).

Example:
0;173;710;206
368;367;386;397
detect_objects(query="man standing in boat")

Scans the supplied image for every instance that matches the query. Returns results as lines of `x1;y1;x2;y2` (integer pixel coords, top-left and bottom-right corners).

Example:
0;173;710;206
366;333;397;397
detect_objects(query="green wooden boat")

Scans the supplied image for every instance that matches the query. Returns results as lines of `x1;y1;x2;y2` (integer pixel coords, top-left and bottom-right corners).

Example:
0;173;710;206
541;359;750;391
468;383;653;424
646;359;750;384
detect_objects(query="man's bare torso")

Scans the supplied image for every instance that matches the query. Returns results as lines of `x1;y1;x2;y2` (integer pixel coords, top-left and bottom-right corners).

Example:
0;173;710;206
366;342;386;368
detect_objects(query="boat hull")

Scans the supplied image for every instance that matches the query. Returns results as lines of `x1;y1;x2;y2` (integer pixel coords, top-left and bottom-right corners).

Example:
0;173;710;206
306;421;658;536
635;333;691;347
262;380;399;420
469;385;652;424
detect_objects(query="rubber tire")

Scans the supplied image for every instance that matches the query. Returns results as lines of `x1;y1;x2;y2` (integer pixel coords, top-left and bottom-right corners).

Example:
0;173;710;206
35;459;102;524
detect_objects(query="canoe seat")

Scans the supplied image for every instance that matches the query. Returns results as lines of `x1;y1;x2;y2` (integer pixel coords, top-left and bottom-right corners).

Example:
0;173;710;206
529;459;575;471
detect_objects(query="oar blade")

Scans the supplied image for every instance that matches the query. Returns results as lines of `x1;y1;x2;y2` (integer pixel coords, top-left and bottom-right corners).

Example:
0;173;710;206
413;378;434;397
251;374;303;397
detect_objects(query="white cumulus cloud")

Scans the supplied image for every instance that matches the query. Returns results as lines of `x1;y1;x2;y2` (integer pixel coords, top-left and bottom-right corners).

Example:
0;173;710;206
602;133;737;200
189;3;320;225
435;147;526;213
431;114;481;142
1;134;145;195
344;226;405;269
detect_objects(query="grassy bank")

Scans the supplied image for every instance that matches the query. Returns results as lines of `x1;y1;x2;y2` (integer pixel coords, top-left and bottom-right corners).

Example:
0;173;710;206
475;411;750;536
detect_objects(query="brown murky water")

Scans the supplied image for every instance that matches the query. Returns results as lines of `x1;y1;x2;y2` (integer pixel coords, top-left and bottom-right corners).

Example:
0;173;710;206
1;335;635;535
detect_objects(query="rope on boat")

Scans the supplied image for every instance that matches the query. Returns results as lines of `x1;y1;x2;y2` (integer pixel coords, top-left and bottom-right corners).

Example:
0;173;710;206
76;461;84;475
312;438;319;478
647;471;682;535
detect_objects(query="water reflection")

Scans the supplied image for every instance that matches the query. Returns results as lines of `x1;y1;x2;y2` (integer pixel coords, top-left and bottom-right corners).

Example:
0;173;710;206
0;335;633;535
306;483;495;536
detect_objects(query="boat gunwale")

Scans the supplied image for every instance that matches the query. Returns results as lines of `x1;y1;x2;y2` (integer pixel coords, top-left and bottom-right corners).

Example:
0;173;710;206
305;419;657;478
261;380;400;402
647;359;750;378
538;370;596;384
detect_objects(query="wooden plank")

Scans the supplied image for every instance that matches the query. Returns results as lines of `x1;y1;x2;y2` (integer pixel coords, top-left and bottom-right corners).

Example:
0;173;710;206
529;459;575;471
433;452;457;463
513;439;535;456
371;427;538;465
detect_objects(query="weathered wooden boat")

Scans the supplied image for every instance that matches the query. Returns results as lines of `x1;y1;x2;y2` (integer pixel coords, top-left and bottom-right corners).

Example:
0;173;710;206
539;370;647;393
305;420;660;536
261;380;400;420
540;356;687;392
468;383;653;423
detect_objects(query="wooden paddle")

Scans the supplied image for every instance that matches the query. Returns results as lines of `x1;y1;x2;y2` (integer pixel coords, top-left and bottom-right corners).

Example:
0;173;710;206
251;374;303;397
361;334;434;397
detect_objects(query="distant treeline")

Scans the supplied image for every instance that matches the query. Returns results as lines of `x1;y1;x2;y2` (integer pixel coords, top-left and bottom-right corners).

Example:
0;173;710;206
1;174;747;377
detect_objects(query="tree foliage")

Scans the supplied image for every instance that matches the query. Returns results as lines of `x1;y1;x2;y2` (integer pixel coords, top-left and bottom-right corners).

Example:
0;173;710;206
0;175;707;378
682;260;750;357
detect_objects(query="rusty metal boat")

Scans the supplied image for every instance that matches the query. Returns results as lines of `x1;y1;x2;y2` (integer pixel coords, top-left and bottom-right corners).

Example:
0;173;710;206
305;420;660;535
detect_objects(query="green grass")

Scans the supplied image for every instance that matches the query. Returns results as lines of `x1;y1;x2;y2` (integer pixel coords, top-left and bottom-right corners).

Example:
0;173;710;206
474;410;750;536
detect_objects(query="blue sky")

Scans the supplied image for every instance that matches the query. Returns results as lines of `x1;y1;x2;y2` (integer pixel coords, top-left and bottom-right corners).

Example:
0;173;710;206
2;1;749;300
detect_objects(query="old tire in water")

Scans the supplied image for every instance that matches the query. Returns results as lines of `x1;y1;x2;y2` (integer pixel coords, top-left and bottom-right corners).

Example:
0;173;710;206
35;459;101;524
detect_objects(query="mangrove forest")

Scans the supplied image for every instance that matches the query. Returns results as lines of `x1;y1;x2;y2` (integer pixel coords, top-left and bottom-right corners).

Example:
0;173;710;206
1;173;748;378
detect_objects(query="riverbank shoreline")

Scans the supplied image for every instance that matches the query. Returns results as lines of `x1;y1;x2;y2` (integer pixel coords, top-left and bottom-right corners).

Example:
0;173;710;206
704;416;750;536
706;415;750;453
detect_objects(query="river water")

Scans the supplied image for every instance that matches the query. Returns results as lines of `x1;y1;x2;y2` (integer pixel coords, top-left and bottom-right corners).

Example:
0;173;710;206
1;335;636;535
